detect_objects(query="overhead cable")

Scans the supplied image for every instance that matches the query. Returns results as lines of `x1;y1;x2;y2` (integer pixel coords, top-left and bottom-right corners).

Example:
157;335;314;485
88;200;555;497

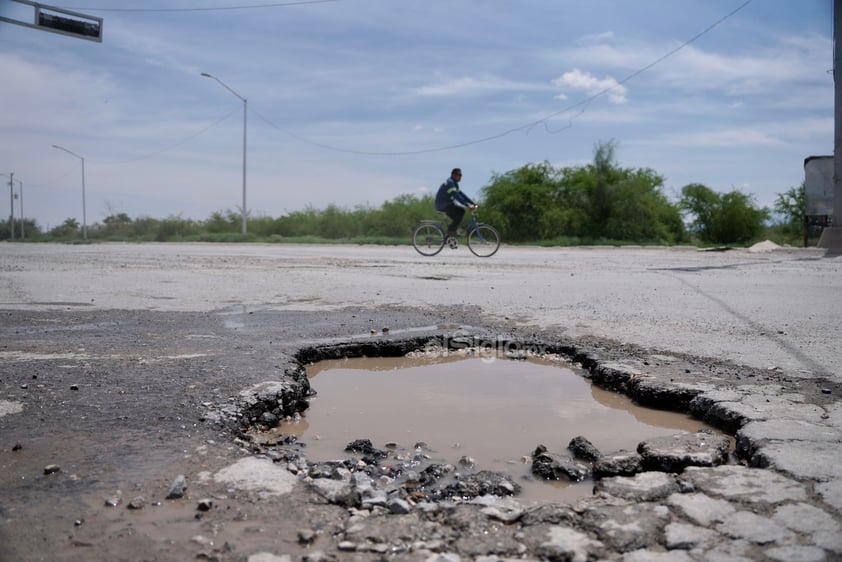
254;0;755;156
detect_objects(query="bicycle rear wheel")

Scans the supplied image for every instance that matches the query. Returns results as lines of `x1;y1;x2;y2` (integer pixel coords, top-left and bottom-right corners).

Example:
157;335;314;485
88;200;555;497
412;223;446;256
467;224;500;257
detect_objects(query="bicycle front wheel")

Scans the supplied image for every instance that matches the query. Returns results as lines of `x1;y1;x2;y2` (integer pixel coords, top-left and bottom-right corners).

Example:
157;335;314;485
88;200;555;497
412;223;446;256
467;224;500;257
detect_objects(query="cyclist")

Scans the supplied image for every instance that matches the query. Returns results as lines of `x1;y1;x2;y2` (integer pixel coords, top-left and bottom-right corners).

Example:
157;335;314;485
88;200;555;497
435;168;478;248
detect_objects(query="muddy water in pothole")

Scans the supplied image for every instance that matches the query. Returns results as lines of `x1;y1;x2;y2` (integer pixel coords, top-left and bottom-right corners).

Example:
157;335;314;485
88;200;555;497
278;355;723;503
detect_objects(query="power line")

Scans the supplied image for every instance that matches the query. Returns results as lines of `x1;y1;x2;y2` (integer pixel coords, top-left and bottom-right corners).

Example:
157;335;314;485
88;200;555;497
25;109;236;190
253;0;754;156
99;109;237;166
59;0;339;13
44;0;754;165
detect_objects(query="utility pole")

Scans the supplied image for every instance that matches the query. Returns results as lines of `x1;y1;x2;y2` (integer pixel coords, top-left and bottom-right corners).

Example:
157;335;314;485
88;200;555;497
17;179;24;239
8;172;14;240
836;0;842;228
53;145;87;240
819;0;842;248
201;72;248;235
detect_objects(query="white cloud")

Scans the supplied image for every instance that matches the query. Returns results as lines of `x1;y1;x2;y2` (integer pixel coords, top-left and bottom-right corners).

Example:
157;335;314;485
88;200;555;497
577;31;615;45
552;32;830;102
642;116;832;150
552;68;628;104
414;76;548;97
0;0;832;229
656;129;786;148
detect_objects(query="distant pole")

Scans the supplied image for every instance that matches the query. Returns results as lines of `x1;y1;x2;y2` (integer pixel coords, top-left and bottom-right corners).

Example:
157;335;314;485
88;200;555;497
819;0;842;248
242;96;248;236
8;172;14;240
833;0;842;223
17;179;23;239
52;144;88;240
201;72;248;236
81;157;87;239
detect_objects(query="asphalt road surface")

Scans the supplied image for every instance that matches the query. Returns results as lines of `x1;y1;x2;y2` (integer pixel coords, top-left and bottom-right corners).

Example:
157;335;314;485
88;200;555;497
1;241;841;562
2;242;839;380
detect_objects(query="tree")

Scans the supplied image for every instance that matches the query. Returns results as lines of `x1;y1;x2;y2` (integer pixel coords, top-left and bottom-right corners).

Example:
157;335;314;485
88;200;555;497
479;142;685;244
205;211;238;233
319;204;359;239
374;194;433;237
103;212;131;225
590;140;621;228
273;206;321;237
480;162;562;241
555;141;684;243
679;184;720;241
601;171;685;242
679;184;769;244
773;183;805;237
49;218;80;238
101;212;133;237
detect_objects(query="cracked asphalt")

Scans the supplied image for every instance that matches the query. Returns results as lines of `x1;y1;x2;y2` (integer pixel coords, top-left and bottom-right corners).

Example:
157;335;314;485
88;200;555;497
1;241;841;561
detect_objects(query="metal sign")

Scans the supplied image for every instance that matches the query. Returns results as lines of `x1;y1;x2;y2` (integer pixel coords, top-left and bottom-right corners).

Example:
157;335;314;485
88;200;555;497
0;0;102;42
804;156;834;216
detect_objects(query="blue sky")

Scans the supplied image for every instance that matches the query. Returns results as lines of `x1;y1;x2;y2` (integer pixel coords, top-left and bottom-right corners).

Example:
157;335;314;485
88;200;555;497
0;0;833;230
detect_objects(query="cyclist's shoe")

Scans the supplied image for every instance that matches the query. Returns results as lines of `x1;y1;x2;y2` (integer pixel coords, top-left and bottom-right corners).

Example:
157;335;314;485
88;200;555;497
446;236;458;249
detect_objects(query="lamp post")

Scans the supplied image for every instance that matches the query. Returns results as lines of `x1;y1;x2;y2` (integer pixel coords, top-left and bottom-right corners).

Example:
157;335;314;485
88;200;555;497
52;145;87;240
1;173;13;240
15;178;23;239
201;72;248;235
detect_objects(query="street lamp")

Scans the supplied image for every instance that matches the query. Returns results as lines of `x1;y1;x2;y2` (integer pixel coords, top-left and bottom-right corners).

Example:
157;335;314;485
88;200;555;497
201;72;248;235
1;172;14;240
52;144;87;240
14;178;23;239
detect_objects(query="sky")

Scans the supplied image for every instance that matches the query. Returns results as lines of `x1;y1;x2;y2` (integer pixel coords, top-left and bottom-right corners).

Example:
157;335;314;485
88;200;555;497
0;0;834;231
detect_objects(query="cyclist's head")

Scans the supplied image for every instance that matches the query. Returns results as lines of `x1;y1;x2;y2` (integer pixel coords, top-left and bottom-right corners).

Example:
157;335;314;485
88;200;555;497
451;168;462;180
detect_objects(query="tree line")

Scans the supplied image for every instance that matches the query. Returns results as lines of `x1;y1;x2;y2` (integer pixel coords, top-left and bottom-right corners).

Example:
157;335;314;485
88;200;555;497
2;141;805;246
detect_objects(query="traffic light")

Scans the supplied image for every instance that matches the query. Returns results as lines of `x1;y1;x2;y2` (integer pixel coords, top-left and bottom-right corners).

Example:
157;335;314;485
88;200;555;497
37;8;102;41
0;1;103;43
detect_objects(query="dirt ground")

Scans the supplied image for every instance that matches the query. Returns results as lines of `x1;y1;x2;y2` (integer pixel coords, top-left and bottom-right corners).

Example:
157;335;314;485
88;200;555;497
0;306;494;561
2;243;840;561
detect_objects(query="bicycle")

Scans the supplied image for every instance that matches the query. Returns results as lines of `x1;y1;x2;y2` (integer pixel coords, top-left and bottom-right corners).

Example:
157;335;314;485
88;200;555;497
412;211;501;257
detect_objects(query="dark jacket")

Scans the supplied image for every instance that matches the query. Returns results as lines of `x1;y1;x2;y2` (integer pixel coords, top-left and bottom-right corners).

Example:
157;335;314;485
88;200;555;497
435;178;475;210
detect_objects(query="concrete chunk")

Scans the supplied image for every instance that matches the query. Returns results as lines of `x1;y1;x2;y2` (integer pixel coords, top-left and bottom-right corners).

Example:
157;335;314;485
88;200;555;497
308;478;361;507
678;465;807;504
637;431;730;472
622;549;695;561
663;521;717;549
716;511;794;544
594;451;643;479
763;545;827;562
666;493;736;527
594;471;679;502
214;457;297;496
538;526;604;562
749;441;842;481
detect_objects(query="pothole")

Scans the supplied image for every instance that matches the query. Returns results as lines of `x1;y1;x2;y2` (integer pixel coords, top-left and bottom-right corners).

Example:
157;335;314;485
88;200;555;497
264;349;728;503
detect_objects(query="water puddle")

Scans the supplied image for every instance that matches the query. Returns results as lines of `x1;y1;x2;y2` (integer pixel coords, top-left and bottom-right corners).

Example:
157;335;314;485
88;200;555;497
277;354;723;502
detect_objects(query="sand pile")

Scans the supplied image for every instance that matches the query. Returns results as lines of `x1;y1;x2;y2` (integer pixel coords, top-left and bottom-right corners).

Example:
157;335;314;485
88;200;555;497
747;240;782;253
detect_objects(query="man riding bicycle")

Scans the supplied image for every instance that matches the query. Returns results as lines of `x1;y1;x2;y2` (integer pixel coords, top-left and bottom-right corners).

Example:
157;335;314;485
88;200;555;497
435;168;478;248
